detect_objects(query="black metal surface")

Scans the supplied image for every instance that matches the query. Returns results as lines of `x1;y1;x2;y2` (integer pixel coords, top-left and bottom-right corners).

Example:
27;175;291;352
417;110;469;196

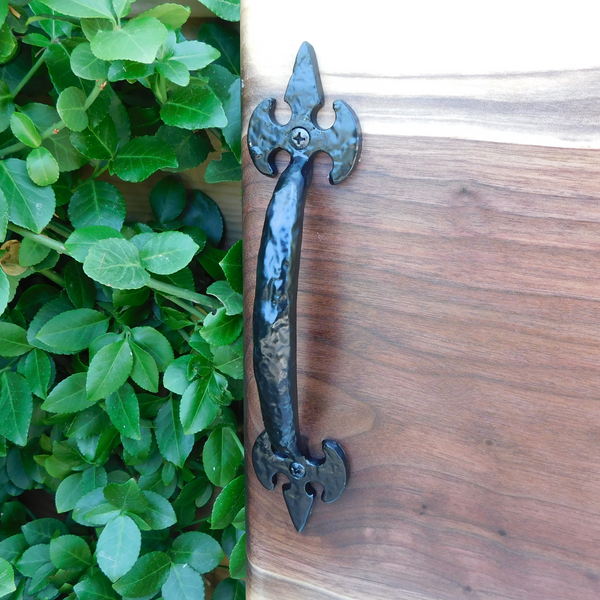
249;42;361;532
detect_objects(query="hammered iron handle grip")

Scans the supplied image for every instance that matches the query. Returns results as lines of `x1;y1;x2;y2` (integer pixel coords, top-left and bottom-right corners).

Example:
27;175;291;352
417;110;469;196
249;42;360;532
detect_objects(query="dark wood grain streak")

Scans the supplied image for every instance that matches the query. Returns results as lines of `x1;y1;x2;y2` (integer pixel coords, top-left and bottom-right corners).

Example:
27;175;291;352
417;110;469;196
244;134;600;600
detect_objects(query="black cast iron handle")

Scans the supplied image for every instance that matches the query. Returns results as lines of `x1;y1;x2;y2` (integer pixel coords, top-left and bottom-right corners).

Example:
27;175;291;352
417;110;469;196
248;42;362;531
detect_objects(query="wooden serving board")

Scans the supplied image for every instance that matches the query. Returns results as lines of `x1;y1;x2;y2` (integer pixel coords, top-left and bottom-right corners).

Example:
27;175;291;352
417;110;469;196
242;2;600;598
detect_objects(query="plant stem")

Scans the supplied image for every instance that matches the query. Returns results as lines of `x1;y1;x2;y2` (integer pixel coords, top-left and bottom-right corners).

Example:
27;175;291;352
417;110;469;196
39;269;65;287
8;224;221;310
227;426;245;457
163;295;207;319
7;224;67;254
46;220;72;238
147;278;218;311
0;79;106;158
12;50;47;97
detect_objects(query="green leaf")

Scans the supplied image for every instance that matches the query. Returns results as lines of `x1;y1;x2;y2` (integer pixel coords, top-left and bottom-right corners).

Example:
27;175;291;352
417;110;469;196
96;515;140;582
222;78;241;162
135;4;190;28
15;544;50;577
107;60;154;82
183;190;223;246
65;225;124;263
154;399;193;468
49;535;92;571
199;0;239;21
18;348;51;399
171;531;223;574
161;84;227;130
83;238;150;290
70;42;109;80
112;287;150;308
212;578;246;600
113;136;177;182
139;490;176;529
73;568;119;600
10;113;41;148
205;152;241;183
206;280;242;315
156;60;189;87
200;307;242;346
156;125;211;173
203;427;243;487
203;63;235;101
0;270;8;316
41;372;89;414
37;309;109;352
161;563;204;600
214;346;244;379
64;260;96;309
22;519;68;546
36;0;115;20
219;240;244;294
91;18;167;64
0;159;55;233
69;180;126;231
0;534;27;565
55;473;84;513
43;127;88;172
70;115;118;160
139;232;198;275
198;22;239;75
67;405;110;439
0;23;16;64
106;383;140;439
26;147;60;187
131;327;174;371
86;339;133;402
172;41;219;70
104;478;148;513
57;87;89;132
130;342;158;393
211;475;244;529
0;557;15;597
163;355;191;394
112;551;170;598
179;375;222;435
0;188;7;244
228;533;245;579
0;323;30;357
149;176;185;224
0;80;13;133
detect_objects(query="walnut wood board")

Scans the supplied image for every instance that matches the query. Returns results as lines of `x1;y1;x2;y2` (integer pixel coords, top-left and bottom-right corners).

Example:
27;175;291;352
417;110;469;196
242;2;600;599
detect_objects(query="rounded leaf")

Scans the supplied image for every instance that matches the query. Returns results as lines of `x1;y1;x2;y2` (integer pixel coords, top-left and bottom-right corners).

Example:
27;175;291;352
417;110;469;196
26;147;60;186
65;225;125;263
113;136;177;182
10;113;41;148
171;531;224;574
96;515;140;582
139;232;198;275
112;551;170;598
86;339;133;402
70;42;109;80
57;87;88;132
36;309;109;352
203;427;243;487
68;180;126;231
83;238;150;290
49;535;92;571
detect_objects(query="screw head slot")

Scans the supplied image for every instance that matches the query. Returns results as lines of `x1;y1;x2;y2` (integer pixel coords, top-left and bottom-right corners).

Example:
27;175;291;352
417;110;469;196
289;462;306;479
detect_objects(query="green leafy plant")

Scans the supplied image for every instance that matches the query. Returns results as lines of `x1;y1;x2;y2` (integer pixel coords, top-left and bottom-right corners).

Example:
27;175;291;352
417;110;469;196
0;1;245;599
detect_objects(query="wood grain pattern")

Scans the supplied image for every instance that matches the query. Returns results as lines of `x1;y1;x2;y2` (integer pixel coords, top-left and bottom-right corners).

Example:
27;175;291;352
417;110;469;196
242;2;600;598
244;136;600;599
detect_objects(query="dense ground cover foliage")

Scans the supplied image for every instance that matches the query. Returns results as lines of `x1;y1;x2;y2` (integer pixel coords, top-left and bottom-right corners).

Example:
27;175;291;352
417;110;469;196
0;1;245;599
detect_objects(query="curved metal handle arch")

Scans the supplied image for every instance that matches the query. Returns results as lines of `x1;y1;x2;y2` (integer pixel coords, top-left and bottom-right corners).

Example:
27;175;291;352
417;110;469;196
249;43;361;531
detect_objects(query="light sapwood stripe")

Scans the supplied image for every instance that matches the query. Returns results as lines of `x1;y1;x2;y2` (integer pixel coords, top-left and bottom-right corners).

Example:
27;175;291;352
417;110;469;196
241;0;600;147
